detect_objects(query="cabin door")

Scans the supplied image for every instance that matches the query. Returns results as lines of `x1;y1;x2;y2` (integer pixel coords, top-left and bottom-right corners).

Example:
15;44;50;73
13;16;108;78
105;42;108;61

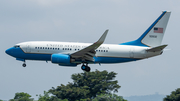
26;44;31;53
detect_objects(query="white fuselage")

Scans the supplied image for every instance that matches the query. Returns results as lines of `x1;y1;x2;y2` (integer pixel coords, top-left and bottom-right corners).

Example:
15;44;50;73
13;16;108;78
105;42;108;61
16;41;162;64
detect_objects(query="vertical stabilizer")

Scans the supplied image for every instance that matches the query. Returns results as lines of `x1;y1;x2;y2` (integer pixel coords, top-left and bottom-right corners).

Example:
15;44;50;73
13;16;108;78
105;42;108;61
120;11;171;47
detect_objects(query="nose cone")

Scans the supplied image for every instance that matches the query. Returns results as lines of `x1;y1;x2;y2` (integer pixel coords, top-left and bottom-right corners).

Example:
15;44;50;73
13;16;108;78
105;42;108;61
5;47;14;56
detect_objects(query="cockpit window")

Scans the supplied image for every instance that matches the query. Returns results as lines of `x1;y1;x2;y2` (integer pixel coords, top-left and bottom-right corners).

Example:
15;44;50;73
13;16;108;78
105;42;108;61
14;45;20;48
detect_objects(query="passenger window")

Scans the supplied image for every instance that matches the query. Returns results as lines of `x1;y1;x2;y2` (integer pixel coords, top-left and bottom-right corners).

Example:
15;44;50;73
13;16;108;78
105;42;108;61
55;48;57;50
40;47;42;49
106;50;108;52
35;47;37;49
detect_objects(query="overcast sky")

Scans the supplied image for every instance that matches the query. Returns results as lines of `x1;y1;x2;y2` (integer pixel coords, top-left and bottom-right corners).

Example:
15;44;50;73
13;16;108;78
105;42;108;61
1;0;180;100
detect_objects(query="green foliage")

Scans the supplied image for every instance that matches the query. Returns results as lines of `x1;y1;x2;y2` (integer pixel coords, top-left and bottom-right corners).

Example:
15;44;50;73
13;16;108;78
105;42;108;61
164;88;180;101
38;91;68;101
9;92;33;101
0;100;3;101
49;70;121;101
38;91;51;101
49;83;90;101
92;94;127;101
72;70;120;95
14;92;31;99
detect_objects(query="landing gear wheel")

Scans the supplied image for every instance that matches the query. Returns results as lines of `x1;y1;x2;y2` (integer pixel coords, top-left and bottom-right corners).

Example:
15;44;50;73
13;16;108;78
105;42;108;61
81;65;86;70
85;66;91;72
81;64;91;72
22;63;26;67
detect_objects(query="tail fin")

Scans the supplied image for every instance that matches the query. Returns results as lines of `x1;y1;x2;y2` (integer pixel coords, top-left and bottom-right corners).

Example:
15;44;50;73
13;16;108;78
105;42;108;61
120;11;171;47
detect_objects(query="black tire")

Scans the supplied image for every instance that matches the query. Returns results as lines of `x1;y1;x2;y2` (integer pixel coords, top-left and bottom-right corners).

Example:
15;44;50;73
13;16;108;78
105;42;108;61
22;63;26;67
85;66;91;72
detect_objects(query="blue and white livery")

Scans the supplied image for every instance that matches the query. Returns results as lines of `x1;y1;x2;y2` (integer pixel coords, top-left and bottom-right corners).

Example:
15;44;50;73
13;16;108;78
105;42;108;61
6;11;171;72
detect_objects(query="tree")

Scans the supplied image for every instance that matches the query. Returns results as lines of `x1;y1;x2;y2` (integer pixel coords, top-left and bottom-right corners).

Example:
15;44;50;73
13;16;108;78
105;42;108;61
9;92;33;101
49;70;121;101
38;91;68;101
92;93;127;101
164;88;180;101
38;91;51;101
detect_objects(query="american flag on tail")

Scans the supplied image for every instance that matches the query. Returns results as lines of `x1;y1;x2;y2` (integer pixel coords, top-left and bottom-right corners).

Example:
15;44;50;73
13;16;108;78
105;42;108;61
154;27;163;33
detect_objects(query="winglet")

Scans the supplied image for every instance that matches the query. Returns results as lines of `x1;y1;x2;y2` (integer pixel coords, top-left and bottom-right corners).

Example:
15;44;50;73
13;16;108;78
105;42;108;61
96;29;108;44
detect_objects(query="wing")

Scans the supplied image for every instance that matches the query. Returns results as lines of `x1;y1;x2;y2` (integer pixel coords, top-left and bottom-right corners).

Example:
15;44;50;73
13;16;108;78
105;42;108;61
71;30;108;62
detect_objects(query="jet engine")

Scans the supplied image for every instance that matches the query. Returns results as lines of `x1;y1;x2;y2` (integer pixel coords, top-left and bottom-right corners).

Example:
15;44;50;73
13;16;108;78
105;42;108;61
51;54;76;66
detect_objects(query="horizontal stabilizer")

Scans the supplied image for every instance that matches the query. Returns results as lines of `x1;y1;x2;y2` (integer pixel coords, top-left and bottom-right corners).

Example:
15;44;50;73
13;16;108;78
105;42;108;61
146;44;168;52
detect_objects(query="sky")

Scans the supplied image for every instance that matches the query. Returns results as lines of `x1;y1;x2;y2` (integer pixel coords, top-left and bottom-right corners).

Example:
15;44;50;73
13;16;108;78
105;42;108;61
1;0;180;100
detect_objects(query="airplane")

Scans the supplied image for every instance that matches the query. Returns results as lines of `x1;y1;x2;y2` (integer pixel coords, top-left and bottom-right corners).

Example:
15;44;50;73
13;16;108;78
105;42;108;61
6;11;171;72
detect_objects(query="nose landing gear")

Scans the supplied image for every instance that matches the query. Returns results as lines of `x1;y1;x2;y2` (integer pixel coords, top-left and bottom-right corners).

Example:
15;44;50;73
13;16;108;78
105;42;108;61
81;64;91;72
22;63;26;67
22;60;26;67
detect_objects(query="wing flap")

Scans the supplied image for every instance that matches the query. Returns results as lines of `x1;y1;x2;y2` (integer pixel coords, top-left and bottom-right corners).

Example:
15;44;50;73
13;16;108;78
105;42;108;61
84;54;94;61
86;52;95;57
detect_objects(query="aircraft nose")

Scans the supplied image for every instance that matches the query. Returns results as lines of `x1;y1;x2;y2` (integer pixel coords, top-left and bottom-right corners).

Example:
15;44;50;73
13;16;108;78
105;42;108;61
5;48;13;55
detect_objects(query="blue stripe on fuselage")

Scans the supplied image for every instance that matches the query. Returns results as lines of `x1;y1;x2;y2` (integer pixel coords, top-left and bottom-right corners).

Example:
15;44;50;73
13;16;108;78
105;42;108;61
94;57;140;63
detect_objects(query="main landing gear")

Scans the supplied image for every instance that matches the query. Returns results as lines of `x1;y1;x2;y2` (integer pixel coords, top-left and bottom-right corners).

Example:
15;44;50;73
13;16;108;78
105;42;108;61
81;63;91;72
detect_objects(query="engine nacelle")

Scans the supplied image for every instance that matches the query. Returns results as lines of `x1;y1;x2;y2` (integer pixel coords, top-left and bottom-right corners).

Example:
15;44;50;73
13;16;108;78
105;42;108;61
51;54;71;64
